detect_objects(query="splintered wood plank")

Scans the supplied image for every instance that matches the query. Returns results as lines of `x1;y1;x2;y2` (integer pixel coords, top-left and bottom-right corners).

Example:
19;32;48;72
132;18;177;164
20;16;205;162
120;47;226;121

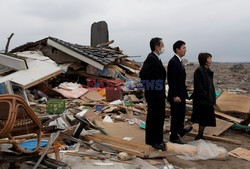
108;65;126;74
215;111;244;123
120;59;140;70
216;91;250;114
84;133;154;158
118;64;138;74
202;134;241;145
192;118;233;136
83;109;102;121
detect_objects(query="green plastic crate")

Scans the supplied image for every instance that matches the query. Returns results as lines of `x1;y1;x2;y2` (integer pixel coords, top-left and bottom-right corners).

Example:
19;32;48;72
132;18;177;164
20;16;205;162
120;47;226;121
46;99;65;114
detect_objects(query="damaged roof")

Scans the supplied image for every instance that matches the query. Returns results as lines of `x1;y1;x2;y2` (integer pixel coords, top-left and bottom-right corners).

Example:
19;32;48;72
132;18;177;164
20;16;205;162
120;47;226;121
11;37;128;70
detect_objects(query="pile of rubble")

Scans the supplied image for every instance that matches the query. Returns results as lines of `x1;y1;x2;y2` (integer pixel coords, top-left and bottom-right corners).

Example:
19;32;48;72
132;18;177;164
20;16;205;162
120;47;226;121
229;64;246;72
185;63;250;96
1;37;250;168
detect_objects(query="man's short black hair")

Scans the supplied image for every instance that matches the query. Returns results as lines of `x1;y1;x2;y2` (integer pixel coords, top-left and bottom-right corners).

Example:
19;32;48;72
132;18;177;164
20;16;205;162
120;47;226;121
173;40;185;53
198;52;212;66
150;37;162;51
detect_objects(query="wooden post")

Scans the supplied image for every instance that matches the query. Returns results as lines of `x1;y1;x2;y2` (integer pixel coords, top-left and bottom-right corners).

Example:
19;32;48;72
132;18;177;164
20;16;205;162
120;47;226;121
5;33;14;53
54;147;60;161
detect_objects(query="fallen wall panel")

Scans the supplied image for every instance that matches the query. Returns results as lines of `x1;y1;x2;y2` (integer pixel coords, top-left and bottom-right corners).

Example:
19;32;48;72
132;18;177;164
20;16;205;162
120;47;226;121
0;59;61;89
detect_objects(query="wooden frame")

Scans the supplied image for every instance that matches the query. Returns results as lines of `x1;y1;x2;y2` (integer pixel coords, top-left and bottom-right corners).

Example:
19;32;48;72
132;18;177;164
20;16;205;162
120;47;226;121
0;94;42;153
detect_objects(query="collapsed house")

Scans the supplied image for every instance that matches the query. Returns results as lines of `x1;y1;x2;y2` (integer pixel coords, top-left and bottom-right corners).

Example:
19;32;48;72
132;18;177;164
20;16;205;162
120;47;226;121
0;35;141;101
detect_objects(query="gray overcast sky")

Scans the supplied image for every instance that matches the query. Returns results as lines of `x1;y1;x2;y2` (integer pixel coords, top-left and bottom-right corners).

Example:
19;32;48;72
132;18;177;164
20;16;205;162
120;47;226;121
1;0;250;62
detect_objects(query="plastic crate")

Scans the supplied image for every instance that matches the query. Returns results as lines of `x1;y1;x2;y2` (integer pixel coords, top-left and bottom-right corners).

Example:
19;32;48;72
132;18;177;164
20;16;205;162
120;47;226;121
46;99;65;114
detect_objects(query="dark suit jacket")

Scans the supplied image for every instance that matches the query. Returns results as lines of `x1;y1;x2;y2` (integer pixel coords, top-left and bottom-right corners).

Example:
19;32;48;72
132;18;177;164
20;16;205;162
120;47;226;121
167;55;188;102
139;52;166;97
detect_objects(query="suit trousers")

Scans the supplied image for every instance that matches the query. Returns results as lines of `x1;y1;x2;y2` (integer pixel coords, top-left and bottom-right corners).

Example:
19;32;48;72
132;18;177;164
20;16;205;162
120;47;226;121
145;93;165;145
170;101;186;140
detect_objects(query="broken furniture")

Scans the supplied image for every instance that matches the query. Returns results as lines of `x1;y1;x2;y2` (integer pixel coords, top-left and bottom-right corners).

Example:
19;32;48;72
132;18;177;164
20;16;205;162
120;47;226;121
0;94;66;168
0;94;42;153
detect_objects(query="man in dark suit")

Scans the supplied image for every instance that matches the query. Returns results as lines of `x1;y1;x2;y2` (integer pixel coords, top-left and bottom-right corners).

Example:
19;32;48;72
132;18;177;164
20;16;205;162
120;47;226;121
167;40;192;144
139;37;166;150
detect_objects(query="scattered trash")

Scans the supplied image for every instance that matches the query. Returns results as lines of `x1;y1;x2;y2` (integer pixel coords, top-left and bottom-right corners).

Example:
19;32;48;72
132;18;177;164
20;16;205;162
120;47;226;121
103;115;114;123
94;162;114;166
95;105;104;112
46;99;65;114
118;152;135;161
231;123;250;133
139;121;146;130
122;137;133;141
20;140;48;150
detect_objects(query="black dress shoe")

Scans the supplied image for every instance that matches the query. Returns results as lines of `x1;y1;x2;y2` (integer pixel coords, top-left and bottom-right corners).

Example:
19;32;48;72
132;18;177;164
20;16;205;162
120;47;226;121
170;138;185;144
152;143;166;151
179;126;193;137
195;135;204;140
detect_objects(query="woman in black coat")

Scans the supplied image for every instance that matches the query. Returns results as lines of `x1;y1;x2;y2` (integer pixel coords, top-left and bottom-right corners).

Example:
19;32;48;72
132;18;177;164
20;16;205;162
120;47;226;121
191;53;216;140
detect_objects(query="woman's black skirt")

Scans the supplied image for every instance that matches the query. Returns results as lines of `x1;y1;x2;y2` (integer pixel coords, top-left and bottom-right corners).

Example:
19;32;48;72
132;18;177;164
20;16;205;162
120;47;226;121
191;103;216;127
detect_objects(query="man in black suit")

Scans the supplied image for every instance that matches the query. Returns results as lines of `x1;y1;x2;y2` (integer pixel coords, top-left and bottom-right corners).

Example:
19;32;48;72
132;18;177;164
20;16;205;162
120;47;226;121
139;37;166;150
167;40;192;144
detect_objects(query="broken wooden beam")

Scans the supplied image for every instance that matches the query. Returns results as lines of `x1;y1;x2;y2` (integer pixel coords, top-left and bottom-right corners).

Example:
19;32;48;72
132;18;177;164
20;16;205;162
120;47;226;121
185;132;241;145
215;111;244;124
84;133;154;158
5;33;14;53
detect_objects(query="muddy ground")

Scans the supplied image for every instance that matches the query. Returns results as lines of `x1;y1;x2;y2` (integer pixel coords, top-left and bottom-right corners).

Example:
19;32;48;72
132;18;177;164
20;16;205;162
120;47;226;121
157;63;250;169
